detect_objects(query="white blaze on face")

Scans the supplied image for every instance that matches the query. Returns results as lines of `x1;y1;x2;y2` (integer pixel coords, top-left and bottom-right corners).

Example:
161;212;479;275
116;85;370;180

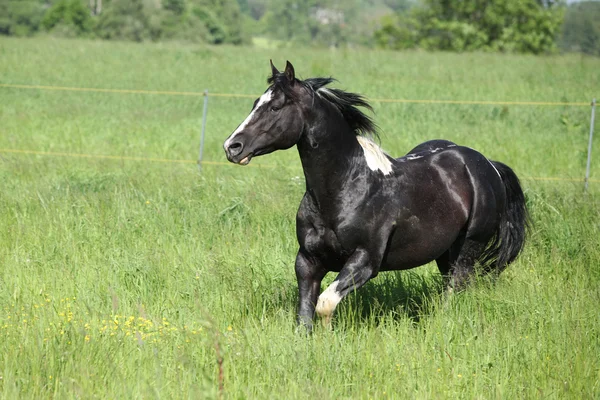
315;281;342;323
224;89;273;150
356;136;393;175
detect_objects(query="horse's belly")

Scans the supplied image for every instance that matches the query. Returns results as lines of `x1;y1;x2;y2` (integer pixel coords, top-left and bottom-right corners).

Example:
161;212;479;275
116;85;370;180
380;228;461;271
380;250;438;271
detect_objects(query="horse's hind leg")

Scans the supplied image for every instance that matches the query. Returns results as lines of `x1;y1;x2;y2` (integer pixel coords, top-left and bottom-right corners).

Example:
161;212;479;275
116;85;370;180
449;238;486;291
436;235;465;289
436;251;452;288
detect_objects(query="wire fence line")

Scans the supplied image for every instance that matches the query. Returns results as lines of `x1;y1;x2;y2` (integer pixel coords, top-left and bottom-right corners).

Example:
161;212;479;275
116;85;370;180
1;147;598;184
0;83;593;107
0;82;596;187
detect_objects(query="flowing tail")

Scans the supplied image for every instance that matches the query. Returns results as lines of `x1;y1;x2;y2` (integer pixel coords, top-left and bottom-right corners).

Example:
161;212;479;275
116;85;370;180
480;161;530;273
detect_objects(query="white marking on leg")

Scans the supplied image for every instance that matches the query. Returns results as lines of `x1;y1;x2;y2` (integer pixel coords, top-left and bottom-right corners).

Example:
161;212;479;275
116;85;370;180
315;281;342;322
356;136;393;175
224;89;273;149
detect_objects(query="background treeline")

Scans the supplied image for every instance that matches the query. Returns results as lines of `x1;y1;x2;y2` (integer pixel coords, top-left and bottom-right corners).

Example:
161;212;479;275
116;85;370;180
0;0;599;55
0;0;247;44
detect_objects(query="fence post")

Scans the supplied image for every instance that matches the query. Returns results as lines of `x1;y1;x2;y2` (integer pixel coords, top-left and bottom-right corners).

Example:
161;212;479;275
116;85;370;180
198;89;209;172
585;98;596;193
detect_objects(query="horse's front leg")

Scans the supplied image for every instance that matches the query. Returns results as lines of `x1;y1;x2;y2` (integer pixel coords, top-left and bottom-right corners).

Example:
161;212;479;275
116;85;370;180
315;247;378;326
295;250;326;331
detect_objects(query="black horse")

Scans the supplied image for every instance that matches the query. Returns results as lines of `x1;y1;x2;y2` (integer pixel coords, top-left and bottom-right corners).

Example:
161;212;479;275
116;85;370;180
224;61;529;329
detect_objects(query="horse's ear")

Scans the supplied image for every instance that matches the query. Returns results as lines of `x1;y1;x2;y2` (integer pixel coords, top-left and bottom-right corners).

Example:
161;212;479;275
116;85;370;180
284;61;295;85
270;59;280;77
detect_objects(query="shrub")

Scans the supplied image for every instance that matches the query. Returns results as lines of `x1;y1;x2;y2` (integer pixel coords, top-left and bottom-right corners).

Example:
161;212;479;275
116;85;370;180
41;0;93;36
0;0;46;36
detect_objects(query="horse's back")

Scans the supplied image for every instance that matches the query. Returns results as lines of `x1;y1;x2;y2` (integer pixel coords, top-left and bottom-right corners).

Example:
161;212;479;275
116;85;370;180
406;139;457;155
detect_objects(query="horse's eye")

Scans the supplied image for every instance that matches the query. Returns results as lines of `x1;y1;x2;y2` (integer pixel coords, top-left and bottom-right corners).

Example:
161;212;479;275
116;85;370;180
271;106;280;112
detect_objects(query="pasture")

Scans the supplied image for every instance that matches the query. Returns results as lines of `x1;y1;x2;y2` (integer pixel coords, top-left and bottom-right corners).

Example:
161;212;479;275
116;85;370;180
1;37;599;398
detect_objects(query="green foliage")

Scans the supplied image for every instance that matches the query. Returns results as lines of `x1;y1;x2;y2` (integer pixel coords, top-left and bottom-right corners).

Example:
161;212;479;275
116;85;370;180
191;0;248;45
0;0;249;45
246;0;267;20
192;7;228;44
561;1;600;56
41;0;94;37
163;0;186;15
383;0;411;12
241;0;413;48
373;13;418;50
376;0;566;54
259;0;357;47
94;0;149;41
153;10;210;43
0;0;46;36
262;0;311;42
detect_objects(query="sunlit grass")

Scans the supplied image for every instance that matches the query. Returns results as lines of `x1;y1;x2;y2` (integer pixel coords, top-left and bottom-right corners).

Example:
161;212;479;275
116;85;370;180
0;37;599;398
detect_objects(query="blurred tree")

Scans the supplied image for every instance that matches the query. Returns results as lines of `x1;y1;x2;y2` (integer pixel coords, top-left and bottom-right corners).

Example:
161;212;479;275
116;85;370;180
163;0;186;15
0;0;46;36
191;0;248;44
153;1;210;43
382;0;411;12
42;0;94;36
0;0;249;45
247;0;267;20
373;12;417;49
260;0;358;47
95;0;149;41
262;0;312;42
375;0;566;54
560;1;600;56
236;0;249;14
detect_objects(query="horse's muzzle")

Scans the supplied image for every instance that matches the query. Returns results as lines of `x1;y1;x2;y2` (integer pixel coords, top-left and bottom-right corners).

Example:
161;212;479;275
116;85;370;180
224;141;251;165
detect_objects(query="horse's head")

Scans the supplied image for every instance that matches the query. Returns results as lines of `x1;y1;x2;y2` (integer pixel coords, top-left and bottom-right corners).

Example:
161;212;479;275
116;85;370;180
224;60;307;165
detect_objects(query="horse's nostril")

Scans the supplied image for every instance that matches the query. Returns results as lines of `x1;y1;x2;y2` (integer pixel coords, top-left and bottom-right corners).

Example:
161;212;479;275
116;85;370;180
227;142;244;156
228;142;243;157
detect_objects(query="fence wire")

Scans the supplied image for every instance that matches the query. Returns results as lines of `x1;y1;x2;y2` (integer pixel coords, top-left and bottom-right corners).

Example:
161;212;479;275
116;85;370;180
1;148;597;184
0;83;592;107
0;82;596;185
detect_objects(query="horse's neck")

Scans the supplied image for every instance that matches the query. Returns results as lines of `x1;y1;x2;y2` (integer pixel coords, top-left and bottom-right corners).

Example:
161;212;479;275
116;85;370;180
296;108;362;209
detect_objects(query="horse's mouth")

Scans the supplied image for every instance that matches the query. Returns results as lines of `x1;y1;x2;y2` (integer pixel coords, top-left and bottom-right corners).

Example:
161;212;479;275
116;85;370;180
238;154;253;165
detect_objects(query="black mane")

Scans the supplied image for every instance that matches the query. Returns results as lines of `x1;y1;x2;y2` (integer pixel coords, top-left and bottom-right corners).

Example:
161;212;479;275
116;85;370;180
268;73;379;139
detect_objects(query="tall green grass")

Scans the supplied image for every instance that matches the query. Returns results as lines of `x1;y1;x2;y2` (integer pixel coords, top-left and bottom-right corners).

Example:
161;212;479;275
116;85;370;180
0;38;599;398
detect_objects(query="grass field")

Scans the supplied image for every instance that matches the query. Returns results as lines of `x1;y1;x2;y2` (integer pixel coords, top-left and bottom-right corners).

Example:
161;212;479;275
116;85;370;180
1;37;599;399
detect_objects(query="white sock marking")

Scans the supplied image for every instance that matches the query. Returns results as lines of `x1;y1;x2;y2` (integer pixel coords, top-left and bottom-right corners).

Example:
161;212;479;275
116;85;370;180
356;136;393;175
224;89;273;149
315;281;342;319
